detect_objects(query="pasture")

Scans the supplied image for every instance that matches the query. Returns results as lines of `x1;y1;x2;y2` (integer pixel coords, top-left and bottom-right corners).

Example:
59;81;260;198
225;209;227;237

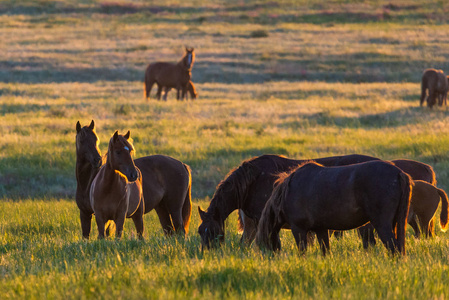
1;0;449;298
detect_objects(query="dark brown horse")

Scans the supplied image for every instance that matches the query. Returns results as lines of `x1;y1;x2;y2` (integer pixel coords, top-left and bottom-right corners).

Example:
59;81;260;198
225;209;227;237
420;68;449;108
197;154;436;248
75;120;102;239
158;80;198;101
90;131;144;239
255;161;412;255
359;180;448;248
144;47;195;101
75;121;192;238
134;155;192;236
198;154;381;248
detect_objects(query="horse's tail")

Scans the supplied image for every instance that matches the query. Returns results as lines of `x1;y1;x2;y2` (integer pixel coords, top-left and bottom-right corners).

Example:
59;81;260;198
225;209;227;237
396;172;413;255
437;187;449;232
255;172;290;251
181;163;193;233
144;65;153;100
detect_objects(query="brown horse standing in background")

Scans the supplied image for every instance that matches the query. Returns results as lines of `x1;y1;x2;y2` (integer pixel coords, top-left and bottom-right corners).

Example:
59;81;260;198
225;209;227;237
75;120;102;239
75;121;192;238
144;47;195;101
420;68;449;108
255;161;412;256
90;131;144;239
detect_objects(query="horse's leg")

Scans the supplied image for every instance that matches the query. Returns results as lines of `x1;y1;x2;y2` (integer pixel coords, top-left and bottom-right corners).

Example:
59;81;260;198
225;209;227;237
372;223;398;255
95;215;106;239
357;223;376;249
80;211;92;239
131;200;145;240
425;218;435;238
291;225;309;254
146;81;155;100
315;229;330;256
420;85;426;107
156;84;163;100
154;204;175;235
170;208;186;236
428;90;437;108
240;214;258;245
162;88;169;101
409;215;421;238
115;214;126;239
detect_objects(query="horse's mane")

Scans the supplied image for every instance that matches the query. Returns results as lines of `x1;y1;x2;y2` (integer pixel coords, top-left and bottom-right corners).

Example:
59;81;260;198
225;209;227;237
206;158;262;221
255;170;293;250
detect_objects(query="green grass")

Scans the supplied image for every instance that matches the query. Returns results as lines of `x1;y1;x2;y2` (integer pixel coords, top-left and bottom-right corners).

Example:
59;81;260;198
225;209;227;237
2;0;449;298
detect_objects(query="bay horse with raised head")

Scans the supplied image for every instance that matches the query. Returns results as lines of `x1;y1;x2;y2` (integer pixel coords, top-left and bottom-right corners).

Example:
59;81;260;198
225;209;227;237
144;47;195;101
90;131;144;239
197;154;436;249
255;161;412;256
75;122;192;238
75;120;102;239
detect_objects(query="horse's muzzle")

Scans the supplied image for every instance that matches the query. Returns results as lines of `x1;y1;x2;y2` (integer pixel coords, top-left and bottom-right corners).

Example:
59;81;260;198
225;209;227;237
127;169;139;182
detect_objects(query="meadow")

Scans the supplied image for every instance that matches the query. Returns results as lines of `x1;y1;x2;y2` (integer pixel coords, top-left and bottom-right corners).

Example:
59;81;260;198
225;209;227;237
1;0;449;298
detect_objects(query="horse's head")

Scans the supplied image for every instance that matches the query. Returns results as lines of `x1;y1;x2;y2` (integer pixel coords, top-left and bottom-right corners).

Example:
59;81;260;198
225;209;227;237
182;47;195;70
107;130;138;182
197;206;224;249
76;120;102;168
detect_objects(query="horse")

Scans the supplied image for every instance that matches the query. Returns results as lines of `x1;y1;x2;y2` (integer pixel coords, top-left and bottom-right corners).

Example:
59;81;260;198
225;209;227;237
358;180;448;248
134;155;192;236
197;154;435;248
144;47;195;101
255;161;412;256
75;121;192;238
90;131;144;239
420;68;449;108
75;120;103;239
156;80;197;101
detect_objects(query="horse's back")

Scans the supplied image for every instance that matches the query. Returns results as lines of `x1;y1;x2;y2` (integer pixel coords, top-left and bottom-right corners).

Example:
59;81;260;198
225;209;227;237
391;159;436;185
410;180;441;219
145;62;179;85
134;155;191;213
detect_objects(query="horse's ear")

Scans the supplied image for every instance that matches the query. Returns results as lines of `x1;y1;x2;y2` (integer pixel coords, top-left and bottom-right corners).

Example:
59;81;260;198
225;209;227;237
198;207;207;220
76;121;81;133
124;131;130;140
113;130;119;142
190;47;194;52
89;120;95;130
185;46;188;52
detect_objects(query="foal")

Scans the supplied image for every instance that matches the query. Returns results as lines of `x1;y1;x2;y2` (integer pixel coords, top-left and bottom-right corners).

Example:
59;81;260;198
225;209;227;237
90;131;144;239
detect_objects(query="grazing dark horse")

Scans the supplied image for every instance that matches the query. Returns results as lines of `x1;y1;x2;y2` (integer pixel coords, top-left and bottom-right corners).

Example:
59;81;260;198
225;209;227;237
198;154;381;249
197;154;436;248
420;68;449;108
75;120;102;239
159;80;198;101
144;47;195;101
90;131;144;239
255;161;412;256
75;121;192;238
359;180;448;248
134;155;192;236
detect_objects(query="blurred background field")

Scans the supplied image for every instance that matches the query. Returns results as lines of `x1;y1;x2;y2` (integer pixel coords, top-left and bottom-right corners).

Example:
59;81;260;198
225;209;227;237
1;0;449;298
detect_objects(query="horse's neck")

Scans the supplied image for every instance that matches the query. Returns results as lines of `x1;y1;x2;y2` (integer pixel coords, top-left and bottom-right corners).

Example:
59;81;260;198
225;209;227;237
101;160;127;190
208;194;239;224
177;59;190;72
76;159;99;196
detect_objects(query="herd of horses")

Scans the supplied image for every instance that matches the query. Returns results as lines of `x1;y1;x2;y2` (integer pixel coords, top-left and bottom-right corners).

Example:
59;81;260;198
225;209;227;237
75;120;448;256
72;49;449;256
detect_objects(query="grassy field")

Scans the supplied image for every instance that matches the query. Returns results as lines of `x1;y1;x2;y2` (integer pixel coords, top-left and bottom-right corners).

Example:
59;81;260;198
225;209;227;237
1;0;449;298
